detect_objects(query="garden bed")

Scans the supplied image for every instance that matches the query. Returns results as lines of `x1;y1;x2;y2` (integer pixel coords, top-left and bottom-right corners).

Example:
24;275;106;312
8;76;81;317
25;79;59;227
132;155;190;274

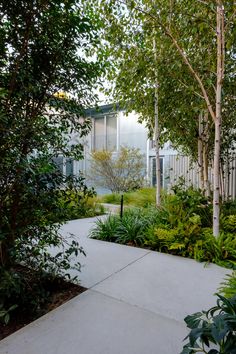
92;186;236;270
0;267;86;341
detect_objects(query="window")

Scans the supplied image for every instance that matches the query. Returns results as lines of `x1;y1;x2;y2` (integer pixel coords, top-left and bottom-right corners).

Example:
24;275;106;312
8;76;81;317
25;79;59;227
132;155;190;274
66;158;74;176
93;114;117;150
106;115;117;150
94;117;105;150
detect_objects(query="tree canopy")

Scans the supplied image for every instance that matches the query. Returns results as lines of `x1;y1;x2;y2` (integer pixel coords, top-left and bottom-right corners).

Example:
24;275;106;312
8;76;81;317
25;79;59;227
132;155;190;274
92;0;236;235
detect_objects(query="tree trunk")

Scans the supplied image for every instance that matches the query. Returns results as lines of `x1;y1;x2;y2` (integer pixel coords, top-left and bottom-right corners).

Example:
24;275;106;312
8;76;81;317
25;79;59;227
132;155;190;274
203;144;211;197
225;154;230;201
220;160;225;201
198;113;204;191
153;36;161;206
213;2;224;237
213;118;221;236
198;137;204;191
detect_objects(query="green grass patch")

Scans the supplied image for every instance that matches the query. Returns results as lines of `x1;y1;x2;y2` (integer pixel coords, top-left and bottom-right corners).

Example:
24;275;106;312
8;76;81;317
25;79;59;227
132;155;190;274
99;188;156;207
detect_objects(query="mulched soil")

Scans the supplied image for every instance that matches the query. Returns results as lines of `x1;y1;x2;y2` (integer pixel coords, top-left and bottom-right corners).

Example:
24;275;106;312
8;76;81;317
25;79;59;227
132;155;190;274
0;272;86;341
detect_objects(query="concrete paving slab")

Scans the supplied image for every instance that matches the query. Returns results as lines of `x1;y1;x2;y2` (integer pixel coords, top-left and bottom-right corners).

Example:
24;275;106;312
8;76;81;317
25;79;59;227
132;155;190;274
60;216;107;238
60;217;149;288
93;251;228;322
70;238;149;288
0;290;187;354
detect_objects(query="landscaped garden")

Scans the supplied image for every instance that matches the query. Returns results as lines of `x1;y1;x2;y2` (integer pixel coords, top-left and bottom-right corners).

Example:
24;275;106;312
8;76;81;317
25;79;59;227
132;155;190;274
1;0;236;352
94;186;236;270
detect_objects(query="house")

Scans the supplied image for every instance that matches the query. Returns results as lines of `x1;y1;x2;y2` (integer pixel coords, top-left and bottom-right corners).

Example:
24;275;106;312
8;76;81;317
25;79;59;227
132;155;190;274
67;103;236;198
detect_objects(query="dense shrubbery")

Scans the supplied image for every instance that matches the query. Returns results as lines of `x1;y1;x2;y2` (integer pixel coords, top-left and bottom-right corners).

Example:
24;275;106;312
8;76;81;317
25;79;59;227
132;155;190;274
0;164;87;324
219;271;236;299
92;186;236;269
58;189;104;221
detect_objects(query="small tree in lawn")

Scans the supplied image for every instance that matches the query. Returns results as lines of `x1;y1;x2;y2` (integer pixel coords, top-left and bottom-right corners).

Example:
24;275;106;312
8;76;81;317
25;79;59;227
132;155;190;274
89;146;145;193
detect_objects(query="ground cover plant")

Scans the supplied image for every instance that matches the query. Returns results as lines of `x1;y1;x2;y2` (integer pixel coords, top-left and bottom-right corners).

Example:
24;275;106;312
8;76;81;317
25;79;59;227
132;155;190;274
92;185;236;269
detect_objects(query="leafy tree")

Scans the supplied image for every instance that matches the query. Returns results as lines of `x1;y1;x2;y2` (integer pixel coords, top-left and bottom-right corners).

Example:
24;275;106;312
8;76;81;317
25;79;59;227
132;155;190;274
0;0;102;318
93;0;236;235
89;146;145;192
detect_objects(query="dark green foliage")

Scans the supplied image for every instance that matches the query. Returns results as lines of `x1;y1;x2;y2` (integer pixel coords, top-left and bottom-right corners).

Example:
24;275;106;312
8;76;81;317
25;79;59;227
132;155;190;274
90;208;159;246
181;294;236;354
221;215;236;233
221;200;236;217
90;215;121;242
116;209;148;246
0;160;86;322
170;182;212;228
0;0;102;323
58;187;104;221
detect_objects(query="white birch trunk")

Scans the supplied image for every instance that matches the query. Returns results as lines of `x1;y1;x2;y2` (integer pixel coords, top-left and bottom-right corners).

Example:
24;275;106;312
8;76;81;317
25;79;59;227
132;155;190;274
213;118;221;236
225;155;230;201
220;161;225;202
203;144;211;197
213;2;224;236
202;111;211;197
153;36;161;206
198;113;204;191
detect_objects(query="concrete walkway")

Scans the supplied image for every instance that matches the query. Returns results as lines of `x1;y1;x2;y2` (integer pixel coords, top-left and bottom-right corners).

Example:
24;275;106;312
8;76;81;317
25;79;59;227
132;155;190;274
0;217;229;354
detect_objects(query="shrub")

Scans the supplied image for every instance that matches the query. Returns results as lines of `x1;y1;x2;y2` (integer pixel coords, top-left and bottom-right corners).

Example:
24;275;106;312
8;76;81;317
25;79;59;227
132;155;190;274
0;162;87;324
221;200;236;216
144;214;202;257
221;215;236;233
89;147;145;193
170;184;212;227
181;294;236;354
90;208;156;246
58;189;104;221
0;231;85;324
99;193;123;205
116;209;149;246
89;215;120;242
194;230;236;268
219;271;236;299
